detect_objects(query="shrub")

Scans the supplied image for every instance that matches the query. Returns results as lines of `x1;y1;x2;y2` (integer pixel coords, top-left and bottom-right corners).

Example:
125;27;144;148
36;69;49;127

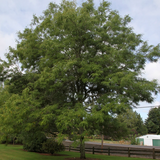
0;134;23;145
42;138;65;154
23;131;47;152
130;135;140;145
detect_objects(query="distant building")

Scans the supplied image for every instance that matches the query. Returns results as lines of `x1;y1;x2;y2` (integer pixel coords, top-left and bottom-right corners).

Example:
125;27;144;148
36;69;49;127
137;135;160;146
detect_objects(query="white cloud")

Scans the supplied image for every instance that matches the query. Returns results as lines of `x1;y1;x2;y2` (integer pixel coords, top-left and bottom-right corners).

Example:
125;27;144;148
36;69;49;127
154;100;160;106
0;31;16;60
142;60;160;84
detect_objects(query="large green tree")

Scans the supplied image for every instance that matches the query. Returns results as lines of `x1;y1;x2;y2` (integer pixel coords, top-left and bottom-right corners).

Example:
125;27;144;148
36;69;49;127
1;0;160;158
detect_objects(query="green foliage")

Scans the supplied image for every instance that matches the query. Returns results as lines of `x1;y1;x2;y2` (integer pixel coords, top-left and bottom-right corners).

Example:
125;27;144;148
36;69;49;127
0;0;160;159
130;135;140;145
145;107;160;134
42;138;65;154
23;131;47;152
94;116;129;141
136;114;148;135
0;134;23;145
117;109;148;136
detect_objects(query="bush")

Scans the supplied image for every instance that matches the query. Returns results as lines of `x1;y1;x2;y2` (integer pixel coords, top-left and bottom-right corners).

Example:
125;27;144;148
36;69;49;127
0;134;23;145
23;131;47;152
130;135;140;145
42;138;65;154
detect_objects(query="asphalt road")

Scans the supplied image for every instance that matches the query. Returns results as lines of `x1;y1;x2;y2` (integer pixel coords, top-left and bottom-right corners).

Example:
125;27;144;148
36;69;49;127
64;140;160;149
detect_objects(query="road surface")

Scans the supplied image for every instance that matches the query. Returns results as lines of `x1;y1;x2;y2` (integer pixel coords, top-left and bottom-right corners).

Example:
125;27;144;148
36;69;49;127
64;139;160;149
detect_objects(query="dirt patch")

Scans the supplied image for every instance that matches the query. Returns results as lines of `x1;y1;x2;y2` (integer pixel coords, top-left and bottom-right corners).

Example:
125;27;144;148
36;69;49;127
65;158;101;160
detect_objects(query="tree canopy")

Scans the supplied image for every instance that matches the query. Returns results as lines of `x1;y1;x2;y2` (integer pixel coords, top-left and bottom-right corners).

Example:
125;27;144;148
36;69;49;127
117;109;147;136
145;107;160;134
0;0;160;158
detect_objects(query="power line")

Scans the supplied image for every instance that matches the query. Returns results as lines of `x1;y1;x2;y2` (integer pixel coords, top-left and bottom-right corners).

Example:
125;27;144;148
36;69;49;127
134;105;160;109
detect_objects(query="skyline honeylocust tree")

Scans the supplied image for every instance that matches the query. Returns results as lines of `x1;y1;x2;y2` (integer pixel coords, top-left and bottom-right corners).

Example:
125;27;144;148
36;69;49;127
1;0;160;158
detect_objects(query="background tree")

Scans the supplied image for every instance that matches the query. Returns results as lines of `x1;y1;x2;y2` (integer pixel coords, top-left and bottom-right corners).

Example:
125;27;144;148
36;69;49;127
0;85;12;143
145;107;160;134
0;0;160;159
117;109;147;136
136;113;148;135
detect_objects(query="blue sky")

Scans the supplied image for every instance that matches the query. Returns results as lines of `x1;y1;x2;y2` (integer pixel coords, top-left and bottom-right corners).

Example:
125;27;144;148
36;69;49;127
0;0;160;121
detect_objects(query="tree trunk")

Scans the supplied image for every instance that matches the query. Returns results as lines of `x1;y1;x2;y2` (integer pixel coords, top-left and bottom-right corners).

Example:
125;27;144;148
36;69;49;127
101;126;104;151
101;134;104;149
80;136;86;159
13;137;15;145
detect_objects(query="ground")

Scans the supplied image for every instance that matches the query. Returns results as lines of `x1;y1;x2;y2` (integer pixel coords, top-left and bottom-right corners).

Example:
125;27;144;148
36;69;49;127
38;153;68;156
38;153;101;159
65;158;101;160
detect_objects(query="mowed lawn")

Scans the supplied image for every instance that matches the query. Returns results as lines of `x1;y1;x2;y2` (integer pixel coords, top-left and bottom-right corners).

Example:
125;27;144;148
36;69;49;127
0;144;154;160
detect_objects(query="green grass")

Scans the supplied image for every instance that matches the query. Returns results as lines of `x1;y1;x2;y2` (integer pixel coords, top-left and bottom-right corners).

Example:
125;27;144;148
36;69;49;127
0;144;153;160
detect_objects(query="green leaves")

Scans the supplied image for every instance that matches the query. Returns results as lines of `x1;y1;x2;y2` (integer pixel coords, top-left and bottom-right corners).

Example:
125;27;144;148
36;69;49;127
0;0;160;158
145;107;160;134
117;109;147;135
